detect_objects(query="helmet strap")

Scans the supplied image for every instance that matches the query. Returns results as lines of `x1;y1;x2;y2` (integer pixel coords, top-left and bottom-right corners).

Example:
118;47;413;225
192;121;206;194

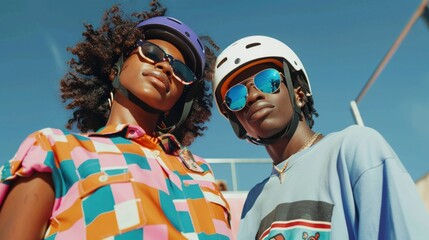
156;89;194;134
244;60;301;145
112;56;163;114
112;56;195;134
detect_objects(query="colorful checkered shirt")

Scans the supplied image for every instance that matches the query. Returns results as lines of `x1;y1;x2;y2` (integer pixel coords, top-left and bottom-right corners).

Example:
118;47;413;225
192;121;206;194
0;124;231;239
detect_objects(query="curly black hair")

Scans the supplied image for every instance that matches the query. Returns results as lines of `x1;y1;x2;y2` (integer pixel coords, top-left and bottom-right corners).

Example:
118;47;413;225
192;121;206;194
291;69;319;128
60;1;219;146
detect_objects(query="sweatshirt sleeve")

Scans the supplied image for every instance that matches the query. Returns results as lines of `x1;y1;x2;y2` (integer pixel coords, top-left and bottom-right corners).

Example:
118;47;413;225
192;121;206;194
343;126;429;239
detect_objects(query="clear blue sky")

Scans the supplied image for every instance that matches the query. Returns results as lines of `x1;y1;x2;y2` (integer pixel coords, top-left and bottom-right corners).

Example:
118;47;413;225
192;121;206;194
1;0;429;191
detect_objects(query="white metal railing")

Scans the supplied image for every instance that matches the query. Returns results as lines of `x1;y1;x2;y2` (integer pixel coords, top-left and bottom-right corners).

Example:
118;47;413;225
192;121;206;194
351;0;429;125
206;158;272;191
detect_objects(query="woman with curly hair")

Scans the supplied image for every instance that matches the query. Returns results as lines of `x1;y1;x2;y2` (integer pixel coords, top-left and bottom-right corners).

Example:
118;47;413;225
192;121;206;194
0;2;232;239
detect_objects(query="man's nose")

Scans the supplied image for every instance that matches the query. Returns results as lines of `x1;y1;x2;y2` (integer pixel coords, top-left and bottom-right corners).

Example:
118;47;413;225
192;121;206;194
246;83;264;108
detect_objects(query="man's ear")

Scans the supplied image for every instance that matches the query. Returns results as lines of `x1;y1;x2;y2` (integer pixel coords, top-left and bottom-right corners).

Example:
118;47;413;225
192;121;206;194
294;86;306;107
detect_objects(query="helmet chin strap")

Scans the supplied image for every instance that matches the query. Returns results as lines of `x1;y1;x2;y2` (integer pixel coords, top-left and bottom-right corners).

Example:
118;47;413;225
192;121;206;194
245;60;301;145
111;56;194;134
112;56;163;114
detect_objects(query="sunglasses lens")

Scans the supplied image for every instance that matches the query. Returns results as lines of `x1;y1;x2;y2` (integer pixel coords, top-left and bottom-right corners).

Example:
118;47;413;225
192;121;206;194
170;61;197;84
254;69;282;93
225;84;247;111
140;41;197;85
140;43;165;62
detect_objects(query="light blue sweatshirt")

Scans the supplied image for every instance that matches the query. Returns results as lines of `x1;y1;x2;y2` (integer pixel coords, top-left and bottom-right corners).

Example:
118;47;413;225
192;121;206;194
238;125;429;240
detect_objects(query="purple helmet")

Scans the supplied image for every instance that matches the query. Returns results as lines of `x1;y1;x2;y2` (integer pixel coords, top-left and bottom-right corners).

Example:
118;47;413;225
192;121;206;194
130;16;207;133
137;16;206;79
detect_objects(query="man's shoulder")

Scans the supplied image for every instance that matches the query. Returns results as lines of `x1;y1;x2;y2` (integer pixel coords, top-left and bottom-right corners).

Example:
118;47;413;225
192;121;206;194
332;125;385;145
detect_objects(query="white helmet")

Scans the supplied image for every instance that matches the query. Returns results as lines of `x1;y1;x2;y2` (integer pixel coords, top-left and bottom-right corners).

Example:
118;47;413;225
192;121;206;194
213;35;311;118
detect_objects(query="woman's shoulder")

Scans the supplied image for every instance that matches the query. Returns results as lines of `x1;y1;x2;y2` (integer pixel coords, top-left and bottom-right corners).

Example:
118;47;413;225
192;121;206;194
29;127;86;140
16;128;92;151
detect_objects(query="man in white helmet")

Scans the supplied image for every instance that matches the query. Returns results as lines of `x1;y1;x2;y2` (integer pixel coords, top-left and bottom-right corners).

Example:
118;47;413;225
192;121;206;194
212;35;429;239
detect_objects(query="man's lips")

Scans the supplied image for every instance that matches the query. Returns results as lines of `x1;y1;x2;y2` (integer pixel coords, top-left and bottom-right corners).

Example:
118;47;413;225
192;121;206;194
144;70;170;92
245;101;274;122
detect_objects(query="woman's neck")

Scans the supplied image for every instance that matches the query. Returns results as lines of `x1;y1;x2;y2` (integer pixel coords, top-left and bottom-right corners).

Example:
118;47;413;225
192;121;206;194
105;92;161;135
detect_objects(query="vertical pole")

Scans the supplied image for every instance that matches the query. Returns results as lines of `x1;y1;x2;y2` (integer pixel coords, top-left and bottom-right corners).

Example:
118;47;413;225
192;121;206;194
230;160;238;191
350;100;365;126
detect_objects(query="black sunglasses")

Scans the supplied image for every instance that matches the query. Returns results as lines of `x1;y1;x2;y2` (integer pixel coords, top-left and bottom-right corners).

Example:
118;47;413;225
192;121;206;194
136;40;197;85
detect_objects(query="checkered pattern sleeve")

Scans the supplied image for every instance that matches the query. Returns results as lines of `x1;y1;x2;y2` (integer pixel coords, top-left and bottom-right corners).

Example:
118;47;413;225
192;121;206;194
0;128;57;204
0;125;233;239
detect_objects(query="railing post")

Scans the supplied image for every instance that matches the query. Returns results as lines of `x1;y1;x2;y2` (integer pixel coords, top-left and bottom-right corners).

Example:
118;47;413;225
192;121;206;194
230;160;238;191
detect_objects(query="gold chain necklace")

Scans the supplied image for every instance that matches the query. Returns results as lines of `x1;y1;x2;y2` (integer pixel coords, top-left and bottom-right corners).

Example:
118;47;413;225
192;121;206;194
273;132;321;183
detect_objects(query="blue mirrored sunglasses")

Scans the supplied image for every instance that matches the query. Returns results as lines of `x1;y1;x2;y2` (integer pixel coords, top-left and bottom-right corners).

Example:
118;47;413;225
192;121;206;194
223;68;284;111
137;40;197;85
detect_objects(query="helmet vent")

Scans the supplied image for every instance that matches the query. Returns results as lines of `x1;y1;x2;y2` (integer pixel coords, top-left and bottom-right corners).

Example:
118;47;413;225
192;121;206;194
167;17;182;25
217;57;228;68
234;58;241;64
197;39;204;51
294;61;297;65
185;31;190;37
245;42;261;49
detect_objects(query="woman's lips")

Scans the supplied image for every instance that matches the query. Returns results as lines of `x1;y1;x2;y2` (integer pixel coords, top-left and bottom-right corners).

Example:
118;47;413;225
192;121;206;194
144;70;170;92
